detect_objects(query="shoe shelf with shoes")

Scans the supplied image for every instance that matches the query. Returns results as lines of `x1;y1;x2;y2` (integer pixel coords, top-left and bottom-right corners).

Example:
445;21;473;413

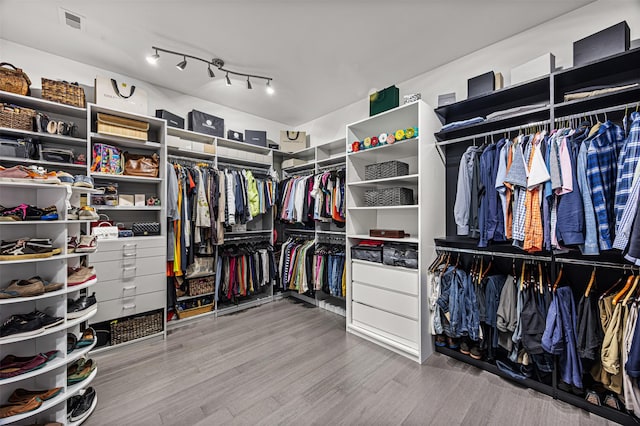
0;386;66;425
67;387;97;426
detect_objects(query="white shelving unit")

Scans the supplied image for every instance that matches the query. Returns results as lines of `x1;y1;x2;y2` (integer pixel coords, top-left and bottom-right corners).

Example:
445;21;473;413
85;103;168;352
164;126;275;326
0;180;99;425
274;138;348;315
345;101;444;363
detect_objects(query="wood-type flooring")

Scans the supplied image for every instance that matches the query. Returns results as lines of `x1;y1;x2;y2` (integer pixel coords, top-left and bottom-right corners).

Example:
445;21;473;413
86;299;613;425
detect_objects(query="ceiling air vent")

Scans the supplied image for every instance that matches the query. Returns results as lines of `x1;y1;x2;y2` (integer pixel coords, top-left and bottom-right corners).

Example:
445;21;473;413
58;8;85;31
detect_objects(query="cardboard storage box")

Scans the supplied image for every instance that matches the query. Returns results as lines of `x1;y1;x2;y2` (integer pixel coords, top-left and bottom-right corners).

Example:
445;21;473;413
511;53;555;85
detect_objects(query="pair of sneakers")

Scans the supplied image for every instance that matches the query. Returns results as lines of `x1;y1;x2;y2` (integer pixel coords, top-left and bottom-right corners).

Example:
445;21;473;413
68;206;99;220
0;204;58;221
67;235;97;253
56;172;94;188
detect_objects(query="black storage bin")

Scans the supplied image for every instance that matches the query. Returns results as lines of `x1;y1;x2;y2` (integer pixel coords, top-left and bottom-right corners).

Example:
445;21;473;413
468;71;495;98
351;244;383;263
155;109;184;129
245;130;267;147
227;130;243;142
573;21;630;66
383;244;418;269
0;137;39;159
188;110;224;137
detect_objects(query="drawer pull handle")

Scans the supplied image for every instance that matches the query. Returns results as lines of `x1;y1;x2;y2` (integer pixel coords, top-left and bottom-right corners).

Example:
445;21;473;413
123;266;137;271
123;286;137;291
123;244;137;249
123;253;137;258
123;304;136;309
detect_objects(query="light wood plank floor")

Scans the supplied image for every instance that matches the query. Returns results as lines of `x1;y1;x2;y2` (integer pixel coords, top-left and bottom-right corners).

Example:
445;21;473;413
86;299;613;425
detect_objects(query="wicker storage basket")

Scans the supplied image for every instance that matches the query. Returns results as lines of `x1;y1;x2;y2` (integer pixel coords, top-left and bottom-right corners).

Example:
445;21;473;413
110;310;163;345
97;113;149;141
364;160;409;180
188;275;215;296
364;187;414;206
0;63;31;95
0;103;35;131
41;79;86;108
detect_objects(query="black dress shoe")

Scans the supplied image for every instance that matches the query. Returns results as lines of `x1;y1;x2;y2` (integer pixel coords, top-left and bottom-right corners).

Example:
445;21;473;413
67;293;97;319
69;387;97;422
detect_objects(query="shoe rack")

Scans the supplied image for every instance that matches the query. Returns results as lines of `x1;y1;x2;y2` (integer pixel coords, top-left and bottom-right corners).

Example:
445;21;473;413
0;181;99;425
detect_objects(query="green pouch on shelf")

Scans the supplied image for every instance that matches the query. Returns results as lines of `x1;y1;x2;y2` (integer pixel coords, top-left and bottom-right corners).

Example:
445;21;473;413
369;85;399;117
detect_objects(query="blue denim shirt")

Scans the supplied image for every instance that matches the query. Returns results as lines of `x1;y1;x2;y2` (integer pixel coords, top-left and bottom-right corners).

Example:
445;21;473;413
577;140;600;255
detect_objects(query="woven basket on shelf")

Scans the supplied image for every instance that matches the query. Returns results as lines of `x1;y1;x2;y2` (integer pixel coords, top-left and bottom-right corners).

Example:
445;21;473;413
187;276;215;296
0;63;31;95
41;79;86;108
364;160;409;180
110;311;163;345
364;187;414;206
0;103;35;131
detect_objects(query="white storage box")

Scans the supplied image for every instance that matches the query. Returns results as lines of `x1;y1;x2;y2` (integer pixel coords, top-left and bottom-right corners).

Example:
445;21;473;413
282;158;309;169
511;53;555;85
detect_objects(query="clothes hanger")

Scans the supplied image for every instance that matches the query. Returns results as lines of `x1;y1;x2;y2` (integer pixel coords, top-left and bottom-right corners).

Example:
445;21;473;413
584;267;596;297
600;267;626;300
538;262;544;294
622;274;640;305
520;261;527;291
613;271;635;305
552;264;563;292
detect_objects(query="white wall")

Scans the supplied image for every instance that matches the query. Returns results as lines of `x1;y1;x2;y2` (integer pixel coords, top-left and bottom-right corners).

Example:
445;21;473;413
0;40;288;141
298;0;640;145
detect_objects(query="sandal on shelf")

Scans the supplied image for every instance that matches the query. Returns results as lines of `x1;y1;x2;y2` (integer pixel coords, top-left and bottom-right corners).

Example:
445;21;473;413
585;390;601;406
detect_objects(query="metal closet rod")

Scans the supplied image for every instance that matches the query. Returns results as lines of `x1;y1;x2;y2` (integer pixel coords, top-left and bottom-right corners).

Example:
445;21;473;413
434;245;639;270
555;100;640;122
168;154;215;165
218;162;270;174
223;234;271;243
436;119;551;146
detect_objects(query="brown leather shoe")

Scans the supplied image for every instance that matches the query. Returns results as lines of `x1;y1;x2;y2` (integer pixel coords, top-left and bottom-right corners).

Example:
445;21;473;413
8;387;62;403
0;396;42;418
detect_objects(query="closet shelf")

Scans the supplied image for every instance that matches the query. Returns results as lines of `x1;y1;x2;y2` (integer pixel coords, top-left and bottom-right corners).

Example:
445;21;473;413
90;173;163;183
0;128;87;146
316;230;346;235
0;156;88;170
349;234;418;244
349;174;419;188
553;86;640;117
217;137;273;155
0;219;93;226
348;205;417;211
177;292;215;302
0;89;87;118
217;155;272;168
167;147;216;160
90;132;161;150
94;205;162;211
0;252;90;266
0;279;97;305
282;162;315;173
0;309;97;345
348;138;418;159
316;154;346;166
167;127;216;144
225;230;271;235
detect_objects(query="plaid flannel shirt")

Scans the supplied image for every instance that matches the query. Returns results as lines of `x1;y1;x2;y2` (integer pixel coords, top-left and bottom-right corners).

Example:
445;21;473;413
586;121;624;250
615;112;640;229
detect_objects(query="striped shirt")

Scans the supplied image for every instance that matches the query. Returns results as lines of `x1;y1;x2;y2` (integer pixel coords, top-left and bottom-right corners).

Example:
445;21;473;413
586;121;624;250
615;112;640;231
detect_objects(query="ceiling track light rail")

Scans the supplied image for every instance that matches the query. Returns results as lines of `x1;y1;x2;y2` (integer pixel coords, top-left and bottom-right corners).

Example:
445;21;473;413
149;46;273;93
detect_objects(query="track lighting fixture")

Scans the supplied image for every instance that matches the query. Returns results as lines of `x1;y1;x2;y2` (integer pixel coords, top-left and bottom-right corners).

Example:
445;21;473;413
176;56;187;70
149;46;273;92
146;48;160;65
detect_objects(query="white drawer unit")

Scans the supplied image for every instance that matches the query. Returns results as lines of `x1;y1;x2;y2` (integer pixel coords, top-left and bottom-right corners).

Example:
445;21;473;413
87;245;165;263
92;256;165;281
93;273;165;302
91;291;166;324
352;282;418;320
351;302;419;349
351;261;418;296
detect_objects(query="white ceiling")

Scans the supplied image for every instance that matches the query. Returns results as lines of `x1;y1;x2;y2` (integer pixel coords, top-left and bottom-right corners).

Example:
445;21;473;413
0;0;595;125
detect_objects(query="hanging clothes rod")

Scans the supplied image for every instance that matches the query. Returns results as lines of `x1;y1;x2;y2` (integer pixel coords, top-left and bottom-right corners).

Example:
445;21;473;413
285;228;315;234
434;245;639;270
434;245;551;262
168;154;215;165
223;234;271;243
554;100;640;122
435;119;551;147
317;163;345;172
218;161;270;174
